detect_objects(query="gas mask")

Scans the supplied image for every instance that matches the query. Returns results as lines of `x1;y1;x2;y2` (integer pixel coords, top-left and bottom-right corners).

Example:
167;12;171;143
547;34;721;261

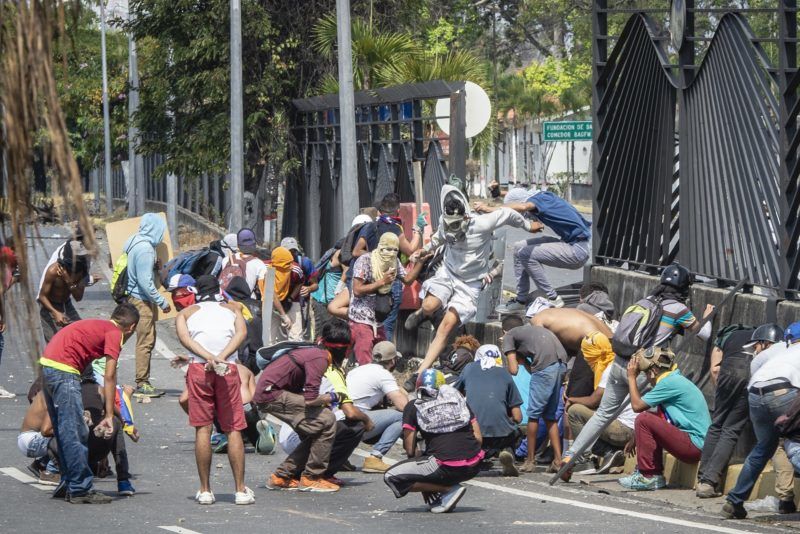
443;213;469;244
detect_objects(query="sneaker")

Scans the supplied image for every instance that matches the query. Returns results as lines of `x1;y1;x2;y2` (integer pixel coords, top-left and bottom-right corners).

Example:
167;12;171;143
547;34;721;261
0;385;15;398
549;295;565;308
255;420;276;455
133;383;164;398
340;461;357;472
213;435;229;454
423;491;442;510
499;451;519;477
695;481;721;499
325;475;345;486
779;499;797;514
235;486;255;505
195;490;215;505
26;460;44;478
38;470;60;486
596;450;625;475
298;476;339;493
430;484;466;513
267;473;299;491
618;471;666;491
496;299;527;314
721;500;747;519
559;456;574;482
404;309;426;331
519;459;537;473
362;455;391;473
67;490;112;504
210;432;224;446
117;480;135;496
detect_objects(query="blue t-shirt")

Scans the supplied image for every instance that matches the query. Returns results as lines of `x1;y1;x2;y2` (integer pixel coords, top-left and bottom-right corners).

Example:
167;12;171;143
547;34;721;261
528;191;591;244
456;362;523;438
359;220;403;251
642;369;711;449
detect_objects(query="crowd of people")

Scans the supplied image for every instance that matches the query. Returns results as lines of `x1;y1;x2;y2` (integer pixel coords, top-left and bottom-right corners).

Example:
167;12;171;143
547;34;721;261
5;183;800;520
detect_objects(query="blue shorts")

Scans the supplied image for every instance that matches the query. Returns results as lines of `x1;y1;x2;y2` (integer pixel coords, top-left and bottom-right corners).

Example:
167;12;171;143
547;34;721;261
527;362;566;421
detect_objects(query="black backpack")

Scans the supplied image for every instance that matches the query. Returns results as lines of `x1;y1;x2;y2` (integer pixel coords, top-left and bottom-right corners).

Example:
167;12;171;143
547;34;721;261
611;296;664;357
255;342;316;371
339;222;369;267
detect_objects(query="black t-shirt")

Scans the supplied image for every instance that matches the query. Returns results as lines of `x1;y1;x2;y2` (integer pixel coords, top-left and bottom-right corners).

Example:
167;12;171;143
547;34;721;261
402;400;481;462
456;363;522;438
716;326;755;368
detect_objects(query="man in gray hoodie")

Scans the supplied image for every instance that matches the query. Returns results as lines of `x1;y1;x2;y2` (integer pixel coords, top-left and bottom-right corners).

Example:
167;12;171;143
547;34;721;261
406;186;538;373
124;213;171;398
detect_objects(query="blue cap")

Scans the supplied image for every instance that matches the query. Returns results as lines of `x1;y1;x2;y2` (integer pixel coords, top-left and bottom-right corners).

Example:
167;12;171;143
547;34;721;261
785;322;800;344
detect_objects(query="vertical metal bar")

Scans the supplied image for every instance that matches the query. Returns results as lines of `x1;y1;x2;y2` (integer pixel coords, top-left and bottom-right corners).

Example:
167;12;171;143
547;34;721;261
336;0;359;239
127;32;140;217
448;90;466;180
591;0;607;264
780;0;798;291
229;0;244;232
100;1;113;214
167;173;178;250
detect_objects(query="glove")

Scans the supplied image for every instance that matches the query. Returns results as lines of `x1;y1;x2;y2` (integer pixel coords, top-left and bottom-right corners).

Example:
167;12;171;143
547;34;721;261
416;212;428;230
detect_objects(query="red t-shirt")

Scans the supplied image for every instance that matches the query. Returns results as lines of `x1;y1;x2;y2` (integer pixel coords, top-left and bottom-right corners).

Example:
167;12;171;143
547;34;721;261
42;319;123;373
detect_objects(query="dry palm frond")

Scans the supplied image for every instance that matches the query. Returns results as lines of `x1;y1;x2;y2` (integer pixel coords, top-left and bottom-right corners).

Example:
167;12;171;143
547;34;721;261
0;0;96;367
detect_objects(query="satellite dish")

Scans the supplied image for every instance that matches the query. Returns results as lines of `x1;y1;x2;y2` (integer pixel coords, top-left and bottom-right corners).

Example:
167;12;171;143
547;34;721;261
436;81;491;138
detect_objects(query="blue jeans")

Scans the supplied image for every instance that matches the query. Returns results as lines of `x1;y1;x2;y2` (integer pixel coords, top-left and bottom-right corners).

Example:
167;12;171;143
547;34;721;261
42;367;94;497
363;408;403;456
382;280;403;342
727;388;799;505
785;440;800;474
527;362;566;421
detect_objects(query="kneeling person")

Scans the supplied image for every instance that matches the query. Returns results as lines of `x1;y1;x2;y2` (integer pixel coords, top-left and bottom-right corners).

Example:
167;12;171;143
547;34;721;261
384;369;483;514
176;275;253;505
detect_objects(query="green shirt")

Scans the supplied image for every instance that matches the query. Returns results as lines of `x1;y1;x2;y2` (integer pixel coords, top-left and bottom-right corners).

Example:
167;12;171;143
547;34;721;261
642;369;711;449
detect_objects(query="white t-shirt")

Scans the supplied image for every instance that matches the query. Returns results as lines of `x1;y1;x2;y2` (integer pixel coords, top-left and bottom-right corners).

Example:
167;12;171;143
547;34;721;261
749;342;800;389
598;366;637;430
220;253;268;298
186;301;237;363
346;363;400;411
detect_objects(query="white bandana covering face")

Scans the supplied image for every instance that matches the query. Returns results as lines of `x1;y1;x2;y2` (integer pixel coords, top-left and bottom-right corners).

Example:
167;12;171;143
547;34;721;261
475;344;502;370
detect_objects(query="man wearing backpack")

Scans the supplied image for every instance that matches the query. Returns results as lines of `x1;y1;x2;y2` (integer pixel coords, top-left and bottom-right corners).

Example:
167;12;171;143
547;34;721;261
123;213;171;398
559;263;713;481
218;228;268;299
254;321;352;493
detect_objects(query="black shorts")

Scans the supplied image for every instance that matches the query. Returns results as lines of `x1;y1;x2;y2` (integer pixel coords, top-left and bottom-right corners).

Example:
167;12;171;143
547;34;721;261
383;455;480;498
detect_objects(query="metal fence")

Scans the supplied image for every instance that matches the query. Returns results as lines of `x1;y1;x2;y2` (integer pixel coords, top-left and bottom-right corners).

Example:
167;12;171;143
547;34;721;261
593;1;800;293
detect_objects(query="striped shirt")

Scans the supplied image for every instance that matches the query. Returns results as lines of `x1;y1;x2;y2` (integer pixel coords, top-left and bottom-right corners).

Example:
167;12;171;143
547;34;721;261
654;299;697;346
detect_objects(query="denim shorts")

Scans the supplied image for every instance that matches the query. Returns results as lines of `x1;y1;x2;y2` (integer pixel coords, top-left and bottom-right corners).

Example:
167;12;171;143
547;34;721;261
527;361;566;421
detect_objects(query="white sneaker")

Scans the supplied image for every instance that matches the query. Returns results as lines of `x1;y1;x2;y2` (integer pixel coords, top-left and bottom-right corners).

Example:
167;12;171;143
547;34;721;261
430;484;466;513
235;486;255;505
195;490;215;505
549;295;565;308
0;386;15;399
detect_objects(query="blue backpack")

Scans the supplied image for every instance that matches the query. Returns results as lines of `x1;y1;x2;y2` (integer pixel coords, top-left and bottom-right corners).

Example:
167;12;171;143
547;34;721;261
158;248;219;288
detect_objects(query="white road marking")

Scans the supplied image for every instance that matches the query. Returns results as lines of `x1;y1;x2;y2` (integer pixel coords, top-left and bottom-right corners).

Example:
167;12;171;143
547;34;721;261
0;467;54;491
465;480;756;534
158;527;203;534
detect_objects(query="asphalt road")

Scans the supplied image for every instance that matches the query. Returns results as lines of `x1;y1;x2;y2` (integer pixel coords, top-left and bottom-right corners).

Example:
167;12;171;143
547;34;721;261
0;225;793;534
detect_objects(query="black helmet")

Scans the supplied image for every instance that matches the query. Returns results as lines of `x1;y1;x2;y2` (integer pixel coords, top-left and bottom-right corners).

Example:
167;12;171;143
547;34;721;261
660;263;691;291
750;323;783;345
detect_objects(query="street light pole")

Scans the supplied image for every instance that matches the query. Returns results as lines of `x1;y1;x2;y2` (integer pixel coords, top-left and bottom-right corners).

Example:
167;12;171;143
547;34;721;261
229;0;244;232
100;0;113;214
127;32;142;216
336;0;359;240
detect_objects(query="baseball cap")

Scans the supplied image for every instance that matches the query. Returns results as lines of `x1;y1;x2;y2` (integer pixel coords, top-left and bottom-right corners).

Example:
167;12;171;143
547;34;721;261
237;228;257;254
167;273;196;291
280;237;300;253
372;341;401;362
351;214;373;227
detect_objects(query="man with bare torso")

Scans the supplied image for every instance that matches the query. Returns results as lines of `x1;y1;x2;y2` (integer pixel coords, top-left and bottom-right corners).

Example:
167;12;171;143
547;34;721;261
38;241;89;342
531;308;613;399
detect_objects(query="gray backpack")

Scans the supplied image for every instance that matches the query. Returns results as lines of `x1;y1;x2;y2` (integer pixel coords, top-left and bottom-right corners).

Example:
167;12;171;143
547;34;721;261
611;296;664;358
415;384;471;434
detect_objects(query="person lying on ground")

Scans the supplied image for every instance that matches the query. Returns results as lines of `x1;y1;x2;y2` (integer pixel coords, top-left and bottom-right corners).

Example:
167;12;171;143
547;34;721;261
456;344;523;477
19;390;59;486
383;369;483;514
620;347;710;491
346;341;409;473
175;275;254;506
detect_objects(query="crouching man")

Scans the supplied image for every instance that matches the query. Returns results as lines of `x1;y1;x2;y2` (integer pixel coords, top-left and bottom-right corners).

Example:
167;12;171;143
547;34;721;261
384;369;483;514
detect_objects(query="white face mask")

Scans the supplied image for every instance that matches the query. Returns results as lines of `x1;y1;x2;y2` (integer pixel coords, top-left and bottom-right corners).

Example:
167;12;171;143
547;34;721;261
442;214;469;243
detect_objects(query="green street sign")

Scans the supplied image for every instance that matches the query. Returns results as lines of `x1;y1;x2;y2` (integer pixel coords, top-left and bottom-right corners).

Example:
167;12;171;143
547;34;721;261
542;121;592;142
